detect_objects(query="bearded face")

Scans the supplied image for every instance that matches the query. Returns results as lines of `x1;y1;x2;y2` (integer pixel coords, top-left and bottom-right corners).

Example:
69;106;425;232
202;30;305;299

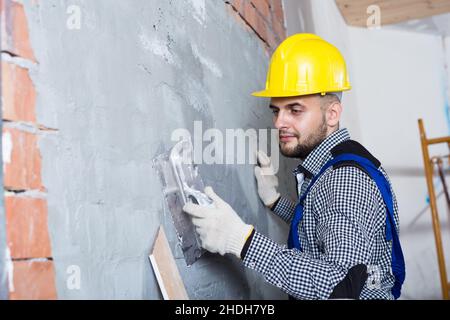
270;94;340;160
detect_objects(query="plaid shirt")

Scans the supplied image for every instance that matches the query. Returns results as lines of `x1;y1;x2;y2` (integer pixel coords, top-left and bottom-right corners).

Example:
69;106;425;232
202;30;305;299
243;128;400;300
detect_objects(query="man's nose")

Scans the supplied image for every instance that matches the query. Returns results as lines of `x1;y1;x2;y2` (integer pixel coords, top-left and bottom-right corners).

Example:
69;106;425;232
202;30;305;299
274;110;289;129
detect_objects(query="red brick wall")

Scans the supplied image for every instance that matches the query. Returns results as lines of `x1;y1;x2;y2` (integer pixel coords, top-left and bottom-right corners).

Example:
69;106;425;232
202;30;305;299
227;0;287;52
1;0;57;299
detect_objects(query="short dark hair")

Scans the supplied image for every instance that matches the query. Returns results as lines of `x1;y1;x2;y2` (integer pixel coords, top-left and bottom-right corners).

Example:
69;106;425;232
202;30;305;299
319;94;341;129
319;93;340;112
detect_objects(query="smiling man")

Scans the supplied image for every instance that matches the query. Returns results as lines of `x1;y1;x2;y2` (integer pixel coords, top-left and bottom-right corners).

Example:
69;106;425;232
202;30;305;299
183;33;405;300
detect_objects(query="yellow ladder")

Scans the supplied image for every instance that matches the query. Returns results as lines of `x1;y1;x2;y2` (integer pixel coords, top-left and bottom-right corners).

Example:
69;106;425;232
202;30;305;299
418;119;450;300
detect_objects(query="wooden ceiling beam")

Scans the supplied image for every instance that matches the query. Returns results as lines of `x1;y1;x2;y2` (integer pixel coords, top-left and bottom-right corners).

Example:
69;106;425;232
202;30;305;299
336;0;450;27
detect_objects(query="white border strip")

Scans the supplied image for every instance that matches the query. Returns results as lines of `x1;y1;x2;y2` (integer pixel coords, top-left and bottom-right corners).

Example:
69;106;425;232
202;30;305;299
149;254;169;300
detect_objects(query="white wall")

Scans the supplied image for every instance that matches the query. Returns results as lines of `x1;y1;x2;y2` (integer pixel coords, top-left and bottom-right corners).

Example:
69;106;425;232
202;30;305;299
349;28;448;168
348;26;450;300
283;0;450;299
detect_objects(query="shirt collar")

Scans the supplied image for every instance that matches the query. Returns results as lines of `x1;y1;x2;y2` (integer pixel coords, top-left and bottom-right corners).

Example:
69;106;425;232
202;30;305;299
293;128;351;179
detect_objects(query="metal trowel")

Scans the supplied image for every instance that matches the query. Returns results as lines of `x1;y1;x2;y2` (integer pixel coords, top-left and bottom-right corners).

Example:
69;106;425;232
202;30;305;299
153;138;213;266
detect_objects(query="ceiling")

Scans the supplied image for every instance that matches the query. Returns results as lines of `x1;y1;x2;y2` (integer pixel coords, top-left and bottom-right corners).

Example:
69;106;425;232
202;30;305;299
335;0;450;36
388;12;450;36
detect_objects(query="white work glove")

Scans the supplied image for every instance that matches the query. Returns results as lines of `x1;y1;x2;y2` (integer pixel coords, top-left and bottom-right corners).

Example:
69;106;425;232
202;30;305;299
183;186;254;258
254;150;280;208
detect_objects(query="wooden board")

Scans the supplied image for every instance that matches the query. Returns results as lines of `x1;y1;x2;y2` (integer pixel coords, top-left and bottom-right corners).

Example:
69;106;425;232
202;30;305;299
149;226;189;300
335;0;450;27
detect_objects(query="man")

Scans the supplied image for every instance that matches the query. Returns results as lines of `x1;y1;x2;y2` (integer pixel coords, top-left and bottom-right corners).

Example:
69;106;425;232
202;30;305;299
183;33;405;300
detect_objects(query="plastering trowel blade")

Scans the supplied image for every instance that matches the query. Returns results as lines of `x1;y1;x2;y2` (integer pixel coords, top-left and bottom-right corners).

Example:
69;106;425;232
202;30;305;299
153;138;212;266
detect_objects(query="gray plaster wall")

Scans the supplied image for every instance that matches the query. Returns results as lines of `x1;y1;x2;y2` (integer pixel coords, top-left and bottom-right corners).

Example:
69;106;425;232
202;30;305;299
21;0;297;299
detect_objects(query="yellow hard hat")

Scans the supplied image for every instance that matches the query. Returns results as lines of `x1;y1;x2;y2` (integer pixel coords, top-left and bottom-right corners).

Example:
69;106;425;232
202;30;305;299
252;33;351;98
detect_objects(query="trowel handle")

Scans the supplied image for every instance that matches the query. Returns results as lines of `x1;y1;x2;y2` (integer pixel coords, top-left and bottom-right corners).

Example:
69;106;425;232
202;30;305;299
182;182;214;207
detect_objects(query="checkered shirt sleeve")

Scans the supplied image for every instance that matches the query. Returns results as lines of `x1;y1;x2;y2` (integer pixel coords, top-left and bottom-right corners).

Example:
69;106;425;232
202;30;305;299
271;196;297;223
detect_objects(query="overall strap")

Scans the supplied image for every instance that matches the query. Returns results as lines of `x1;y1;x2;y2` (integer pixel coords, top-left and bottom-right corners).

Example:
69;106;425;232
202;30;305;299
287;153;405;299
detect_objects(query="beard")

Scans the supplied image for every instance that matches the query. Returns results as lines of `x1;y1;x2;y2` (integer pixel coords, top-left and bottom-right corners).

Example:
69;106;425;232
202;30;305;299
279;117;328;160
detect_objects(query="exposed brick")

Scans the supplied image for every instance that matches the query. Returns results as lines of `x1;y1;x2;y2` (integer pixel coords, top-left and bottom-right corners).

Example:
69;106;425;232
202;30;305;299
227;0;285;51
3;127;42;190
270;0;284;23
272;17;286;41
231;0;244;14
251;0;270;20
243;1;258;32
1;61;37;123
255;16;269;44
226;1;254;35
244;2;270;45
5;196;51;259
0;0;36;61
9;260;57;300
266;29;278;51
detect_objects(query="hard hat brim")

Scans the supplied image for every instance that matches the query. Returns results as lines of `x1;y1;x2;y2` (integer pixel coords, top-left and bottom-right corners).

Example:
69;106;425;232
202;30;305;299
251;86;351;98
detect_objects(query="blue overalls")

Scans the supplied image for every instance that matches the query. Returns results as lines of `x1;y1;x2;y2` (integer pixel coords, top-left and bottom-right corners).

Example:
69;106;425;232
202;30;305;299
287;153;406;299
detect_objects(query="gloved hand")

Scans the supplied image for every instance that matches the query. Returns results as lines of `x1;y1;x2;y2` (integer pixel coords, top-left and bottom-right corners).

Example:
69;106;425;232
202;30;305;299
254;150;280;208
183;186;254;258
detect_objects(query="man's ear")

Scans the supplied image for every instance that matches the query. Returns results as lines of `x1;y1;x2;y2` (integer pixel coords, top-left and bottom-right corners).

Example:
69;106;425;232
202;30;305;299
326;102;342;128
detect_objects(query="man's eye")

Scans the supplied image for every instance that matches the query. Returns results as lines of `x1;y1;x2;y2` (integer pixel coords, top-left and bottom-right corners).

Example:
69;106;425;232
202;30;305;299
291;109;302;114
272;109;279;115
